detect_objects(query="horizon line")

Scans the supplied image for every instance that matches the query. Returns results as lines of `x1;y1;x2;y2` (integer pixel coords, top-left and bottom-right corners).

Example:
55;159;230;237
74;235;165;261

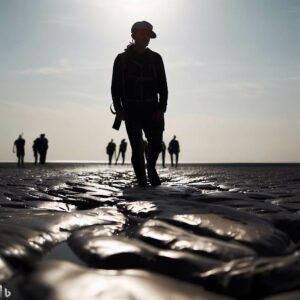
0;160;299;165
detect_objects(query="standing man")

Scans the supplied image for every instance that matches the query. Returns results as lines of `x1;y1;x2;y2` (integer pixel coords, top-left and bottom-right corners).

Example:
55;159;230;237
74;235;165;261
115;139;127;165
106;139;116;165
168;135;180;167
13;134;25;167
111;21;168;186
32;137;40;164
38;134;48;164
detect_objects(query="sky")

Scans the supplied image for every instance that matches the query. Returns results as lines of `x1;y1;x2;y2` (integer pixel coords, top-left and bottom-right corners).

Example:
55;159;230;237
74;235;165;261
0;0;299;163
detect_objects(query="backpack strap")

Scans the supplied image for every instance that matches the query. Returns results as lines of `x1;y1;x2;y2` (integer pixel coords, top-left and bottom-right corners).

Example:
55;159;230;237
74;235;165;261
148;50;157;81
147;49;158;91
120;51;128;99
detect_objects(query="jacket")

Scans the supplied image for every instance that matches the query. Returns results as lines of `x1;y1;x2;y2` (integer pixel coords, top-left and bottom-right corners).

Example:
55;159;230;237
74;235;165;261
111;46;168;113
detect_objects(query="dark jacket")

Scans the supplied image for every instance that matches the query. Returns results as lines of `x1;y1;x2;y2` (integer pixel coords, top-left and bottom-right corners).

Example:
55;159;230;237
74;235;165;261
119;141;127;152
111;46;168;113
106;142;116;154
168;140;180;154
38;137;48;152
14;138;25;155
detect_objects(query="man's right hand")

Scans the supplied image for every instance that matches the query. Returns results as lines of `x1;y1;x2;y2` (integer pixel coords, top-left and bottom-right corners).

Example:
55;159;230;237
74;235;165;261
116;110;127;121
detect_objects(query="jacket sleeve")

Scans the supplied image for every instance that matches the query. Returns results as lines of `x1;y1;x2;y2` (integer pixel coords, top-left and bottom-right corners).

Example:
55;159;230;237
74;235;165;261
156;54;168;112
111;54;123;112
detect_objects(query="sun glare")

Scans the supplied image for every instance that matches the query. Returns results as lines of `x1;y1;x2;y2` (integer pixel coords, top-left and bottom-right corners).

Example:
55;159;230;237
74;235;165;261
84;0;179;27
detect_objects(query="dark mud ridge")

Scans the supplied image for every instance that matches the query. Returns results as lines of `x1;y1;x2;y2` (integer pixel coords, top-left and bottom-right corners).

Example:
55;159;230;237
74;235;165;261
0;163;300;300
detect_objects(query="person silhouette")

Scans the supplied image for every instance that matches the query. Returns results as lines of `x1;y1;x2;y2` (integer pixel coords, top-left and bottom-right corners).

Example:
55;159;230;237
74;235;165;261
106;139;116;165
161;141;166;168
115;139;127;165
168;135;180;167
13;134;25;167
32;138;39;164
111;21;168;186
37;134;48;164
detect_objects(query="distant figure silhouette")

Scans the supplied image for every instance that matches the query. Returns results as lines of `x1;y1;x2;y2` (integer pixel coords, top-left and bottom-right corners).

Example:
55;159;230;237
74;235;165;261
161;141;166;168
111;21;168;186
106;139;116;165
115;139;127;165
168;135;180;167
37;134;48;164
13;134;25;167
32;138;39;164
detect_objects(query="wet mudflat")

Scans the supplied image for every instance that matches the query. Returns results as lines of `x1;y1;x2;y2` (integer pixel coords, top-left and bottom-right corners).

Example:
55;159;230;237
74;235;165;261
0;163;300;300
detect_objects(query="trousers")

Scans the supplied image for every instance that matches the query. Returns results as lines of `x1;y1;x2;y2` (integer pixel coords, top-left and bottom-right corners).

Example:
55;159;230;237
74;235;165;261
125;106;163;183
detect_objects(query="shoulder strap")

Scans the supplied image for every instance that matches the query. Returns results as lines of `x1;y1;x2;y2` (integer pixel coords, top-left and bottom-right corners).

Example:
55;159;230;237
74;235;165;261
147;49;158;82
147;49;158;91
120;52;128;98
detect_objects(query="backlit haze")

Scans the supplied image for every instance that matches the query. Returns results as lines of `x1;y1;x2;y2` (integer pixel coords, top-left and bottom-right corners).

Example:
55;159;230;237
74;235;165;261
1;0;299;163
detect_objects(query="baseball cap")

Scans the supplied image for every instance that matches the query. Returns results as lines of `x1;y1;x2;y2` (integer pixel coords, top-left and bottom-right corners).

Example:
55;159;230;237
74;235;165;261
131;21;157;38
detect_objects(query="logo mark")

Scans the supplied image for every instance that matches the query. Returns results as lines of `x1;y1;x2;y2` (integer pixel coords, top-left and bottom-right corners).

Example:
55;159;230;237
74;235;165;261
0;285;11;298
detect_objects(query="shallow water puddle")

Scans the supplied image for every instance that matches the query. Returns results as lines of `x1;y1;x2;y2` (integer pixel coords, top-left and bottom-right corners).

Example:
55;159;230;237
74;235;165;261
43;241;85;266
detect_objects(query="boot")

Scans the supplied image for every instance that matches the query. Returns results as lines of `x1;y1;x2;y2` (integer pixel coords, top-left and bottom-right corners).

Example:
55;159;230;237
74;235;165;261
136;172;147;187
132;161;147;187
147;163;161;186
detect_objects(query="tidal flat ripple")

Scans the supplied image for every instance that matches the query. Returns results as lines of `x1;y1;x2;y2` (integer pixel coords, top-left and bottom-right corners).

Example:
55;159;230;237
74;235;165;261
0;163;299;300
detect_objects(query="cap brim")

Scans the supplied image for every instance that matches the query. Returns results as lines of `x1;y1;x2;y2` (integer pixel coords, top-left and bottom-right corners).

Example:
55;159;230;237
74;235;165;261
132;27;157;38
150;31;157;38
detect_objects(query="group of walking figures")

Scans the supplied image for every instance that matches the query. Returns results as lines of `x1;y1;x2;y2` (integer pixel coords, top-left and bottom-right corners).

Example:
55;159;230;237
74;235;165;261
106;139;128;165
106;135;180;168
13;134;49;167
